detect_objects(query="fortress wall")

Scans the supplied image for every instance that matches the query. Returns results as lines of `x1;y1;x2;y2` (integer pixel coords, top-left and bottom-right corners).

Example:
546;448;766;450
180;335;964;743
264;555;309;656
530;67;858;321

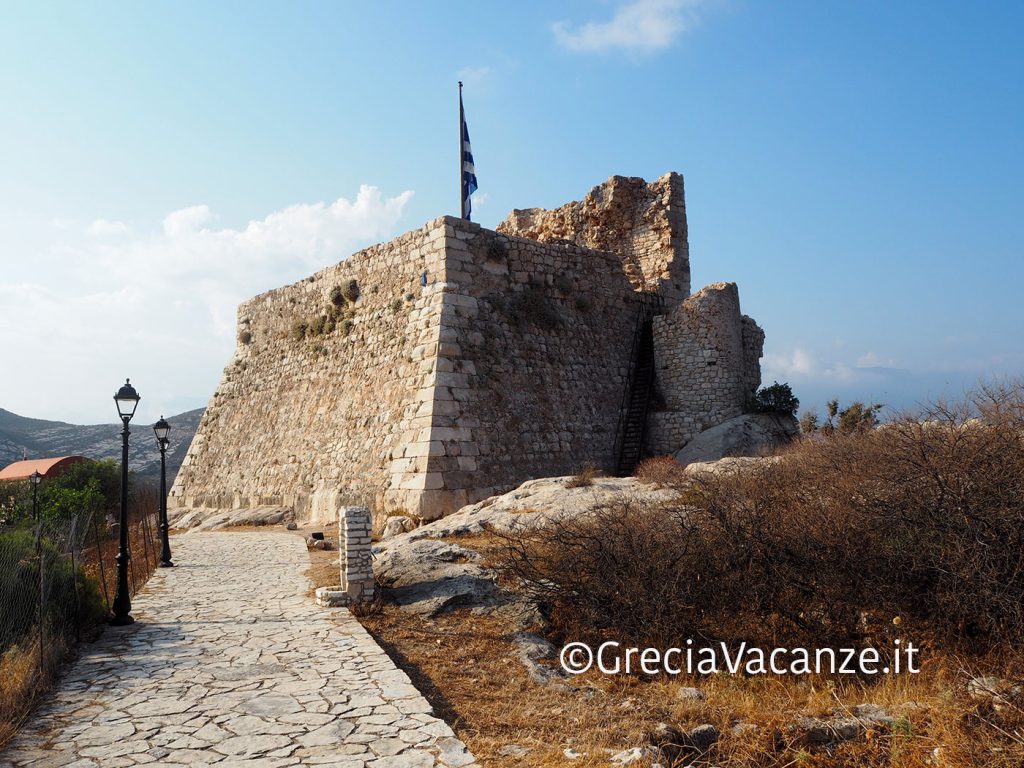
647;282;762;455
383;216;649;517
741;315;766;402
171;172;764;523
496;172;690;308
169;218;452;522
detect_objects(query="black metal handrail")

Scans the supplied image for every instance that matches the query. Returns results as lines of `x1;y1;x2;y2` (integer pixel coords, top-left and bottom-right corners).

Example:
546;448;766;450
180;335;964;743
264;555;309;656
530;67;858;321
610;293;664;474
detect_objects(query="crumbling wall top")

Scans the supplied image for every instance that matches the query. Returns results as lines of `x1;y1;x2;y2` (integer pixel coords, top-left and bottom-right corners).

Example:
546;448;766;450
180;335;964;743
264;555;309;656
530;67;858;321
496;172;689;307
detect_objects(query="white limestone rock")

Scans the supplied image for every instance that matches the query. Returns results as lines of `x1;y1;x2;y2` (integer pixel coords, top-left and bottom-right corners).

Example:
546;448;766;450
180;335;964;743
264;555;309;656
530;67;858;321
674;412;798;465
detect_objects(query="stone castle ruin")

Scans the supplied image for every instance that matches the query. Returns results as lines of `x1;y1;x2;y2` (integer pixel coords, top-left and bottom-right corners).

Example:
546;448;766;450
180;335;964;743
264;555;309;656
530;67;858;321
169;172;764;523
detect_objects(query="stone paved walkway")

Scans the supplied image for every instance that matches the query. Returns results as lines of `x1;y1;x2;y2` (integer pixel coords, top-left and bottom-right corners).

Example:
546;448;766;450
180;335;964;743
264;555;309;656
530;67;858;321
0;532;478;768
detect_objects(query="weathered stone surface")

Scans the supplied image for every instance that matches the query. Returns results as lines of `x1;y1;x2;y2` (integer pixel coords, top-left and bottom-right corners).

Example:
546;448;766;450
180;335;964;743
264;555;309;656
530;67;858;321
673;412;798;464
374;539;501;617
511;632;566;686
794;706;894;747
610;746;659;765
0;532;478;768
170;504;294;530
676;686;706;701
382;515;418;539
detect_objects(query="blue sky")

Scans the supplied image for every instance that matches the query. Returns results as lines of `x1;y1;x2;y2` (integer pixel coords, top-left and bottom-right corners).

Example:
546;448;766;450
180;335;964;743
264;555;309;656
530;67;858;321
0;1;1021;425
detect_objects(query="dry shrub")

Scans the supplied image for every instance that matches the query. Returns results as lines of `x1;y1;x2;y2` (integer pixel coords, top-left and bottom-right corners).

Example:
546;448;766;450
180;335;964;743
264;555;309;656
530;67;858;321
0;642;37;747
565;463;601;488
635;455;687;487
500;383;1024;650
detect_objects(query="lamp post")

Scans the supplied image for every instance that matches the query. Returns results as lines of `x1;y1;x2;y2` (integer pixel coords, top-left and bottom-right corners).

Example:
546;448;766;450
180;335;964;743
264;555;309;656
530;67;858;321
30;470;41;522
153;416;173;568
111;379;140;626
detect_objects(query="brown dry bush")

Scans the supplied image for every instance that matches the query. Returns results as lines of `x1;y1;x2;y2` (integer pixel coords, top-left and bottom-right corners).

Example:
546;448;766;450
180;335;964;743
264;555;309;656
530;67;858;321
499;383;1024;651
565;463;601;488
635;455;688;487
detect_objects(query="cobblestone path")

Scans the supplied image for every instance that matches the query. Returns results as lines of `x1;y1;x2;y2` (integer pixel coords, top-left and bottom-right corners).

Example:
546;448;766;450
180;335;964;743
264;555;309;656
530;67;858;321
0;531;478;768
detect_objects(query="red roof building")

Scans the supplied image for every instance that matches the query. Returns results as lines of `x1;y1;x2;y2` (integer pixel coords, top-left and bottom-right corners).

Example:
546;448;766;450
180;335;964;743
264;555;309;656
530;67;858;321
0;456;86;482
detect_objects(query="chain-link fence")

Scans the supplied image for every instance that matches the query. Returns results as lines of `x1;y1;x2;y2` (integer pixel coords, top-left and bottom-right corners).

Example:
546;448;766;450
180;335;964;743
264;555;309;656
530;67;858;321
0;484;161;747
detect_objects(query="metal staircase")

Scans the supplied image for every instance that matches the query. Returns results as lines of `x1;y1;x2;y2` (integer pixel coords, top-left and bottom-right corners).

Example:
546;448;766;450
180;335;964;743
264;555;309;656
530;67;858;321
613;317;657;476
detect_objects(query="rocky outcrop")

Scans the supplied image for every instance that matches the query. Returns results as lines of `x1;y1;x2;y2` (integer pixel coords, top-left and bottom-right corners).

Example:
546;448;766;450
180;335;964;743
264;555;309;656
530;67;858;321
370;476;682;620
373;538;508;617
169;505;295;531
674;412;798;464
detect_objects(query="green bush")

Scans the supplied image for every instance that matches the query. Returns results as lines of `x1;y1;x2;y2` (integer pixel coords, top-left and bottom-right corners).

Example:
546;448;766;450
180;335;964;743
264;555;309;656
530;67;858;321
1;459;121;525
342;278;360;303
291;321;308;341
0;528;105;654
754;381;800;417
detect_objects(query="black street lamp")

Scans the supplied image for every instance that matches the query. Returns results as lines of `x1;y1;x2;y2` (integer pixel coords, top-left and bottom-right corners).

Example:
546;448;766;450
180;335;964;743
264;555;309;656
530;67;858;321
29;470;42;522
111;378;140;626
153;416;173;568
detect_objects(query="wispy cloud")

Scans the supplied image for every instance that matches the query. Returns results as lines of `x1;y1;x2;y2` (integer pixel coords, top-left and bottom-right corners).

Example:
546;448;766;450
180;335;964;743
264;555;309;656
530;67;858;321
86;218;130;236
1;185;413;423
552;0;706;54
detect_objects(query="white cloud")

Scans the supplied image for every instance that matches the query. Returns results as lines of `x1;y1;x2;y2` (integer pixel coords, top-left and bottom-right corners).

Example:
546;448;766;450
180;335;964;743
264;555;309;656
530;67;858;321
552;0;705;54
86;218;130;236
0;184;413;424
856;351;897;368
763;347;817;378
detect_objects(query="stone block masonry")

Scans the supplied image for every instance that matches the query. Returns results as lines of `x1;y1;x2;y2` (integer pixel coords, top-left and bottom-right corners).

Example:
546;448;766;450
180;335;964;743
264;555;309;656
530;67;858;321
170;218;452;521
170;172;764;524
316;506;375;607
646;282;764;455
341;506;375;603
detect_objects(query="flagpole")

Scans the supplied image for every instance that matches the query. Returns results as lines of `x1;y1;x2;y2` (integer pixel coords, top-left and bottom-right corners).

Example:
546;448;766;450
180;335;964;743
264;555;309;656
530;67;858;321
458;81;465;220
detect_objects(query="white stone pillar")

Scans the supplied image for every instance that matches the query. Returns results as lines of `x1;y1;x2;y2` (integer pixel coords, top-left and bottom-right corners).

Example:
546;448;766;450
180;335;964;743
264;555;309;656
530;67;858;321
315;505;376;607
339;506;374;603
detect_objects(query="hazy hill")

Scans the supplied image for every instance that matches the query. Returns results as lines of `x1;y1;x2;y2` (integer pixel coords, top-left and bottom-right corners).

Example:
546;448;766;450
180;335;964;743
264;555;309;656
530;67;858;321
0;408;204;485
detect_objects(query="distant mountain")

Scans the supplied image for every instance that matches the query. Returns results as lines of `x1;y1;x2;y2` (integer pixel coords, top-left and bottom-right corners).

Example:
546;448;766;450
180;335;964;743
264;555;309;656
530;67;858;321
0;408;204;485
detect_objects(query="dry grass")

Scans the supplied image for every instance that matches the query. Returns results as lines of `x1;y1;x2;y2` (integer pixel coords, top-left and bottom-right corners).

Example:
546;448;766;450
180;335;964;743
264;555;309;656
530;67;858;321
304;530;1024;767
342;385;1024;766
354;602;1024;767
0;640;42;747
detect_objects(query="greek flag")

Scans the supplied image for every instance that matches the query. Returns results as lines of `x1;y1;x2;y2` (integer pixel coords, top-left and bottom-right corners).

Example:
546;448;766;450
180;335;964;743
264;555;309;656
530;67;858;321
460;85;478;220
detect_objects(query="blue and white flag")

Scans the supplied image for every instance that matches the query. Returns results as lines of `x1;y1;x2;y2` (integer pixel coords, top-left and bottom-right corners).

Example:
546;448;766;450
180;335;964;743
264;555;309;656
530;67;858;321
460;85;478;221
